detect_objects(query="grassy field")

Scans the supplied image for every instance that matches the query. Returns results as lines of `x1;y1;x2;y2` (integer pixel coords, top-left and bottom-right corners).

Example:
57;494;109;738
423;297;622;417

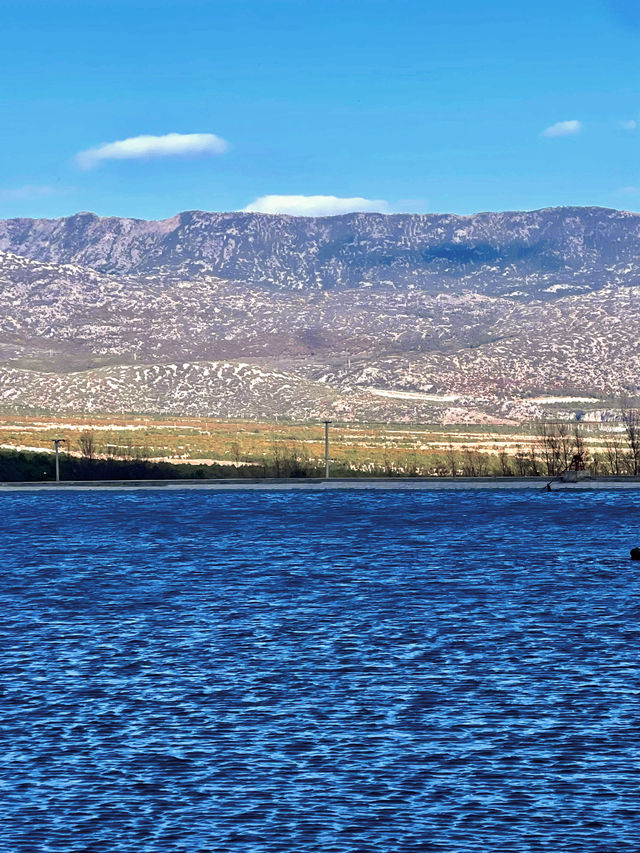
0;413;625;476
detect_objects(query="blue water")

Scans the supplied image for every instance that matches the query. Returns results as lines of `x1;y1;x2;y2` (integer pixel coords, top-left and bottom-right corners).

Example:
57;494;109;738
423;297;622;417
1;489;639;852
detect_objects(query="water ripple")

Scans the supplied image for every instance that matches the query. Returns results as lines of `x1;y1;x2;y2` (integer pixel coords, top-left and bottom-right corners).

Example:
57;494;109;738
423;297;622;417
1;489;639;851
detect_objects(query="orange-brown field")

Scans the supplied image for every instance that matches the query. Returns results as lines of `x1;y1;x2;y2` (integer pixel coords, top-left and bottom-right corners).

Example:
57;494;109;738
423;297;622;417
0;413;623;475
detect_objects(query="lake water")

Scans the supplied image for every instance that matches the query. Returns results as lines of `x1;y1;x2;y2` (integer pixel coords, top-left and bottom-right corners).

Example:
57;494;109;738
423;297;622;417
1;489;639;852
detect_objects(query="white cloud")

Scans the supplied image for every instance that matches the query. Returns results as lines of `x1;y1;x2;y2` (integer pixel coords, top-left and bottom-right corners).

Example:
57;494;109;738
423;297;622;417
75;132;229;169
541;120;582;138
243;194;390;216
617;185;640;195
619;119;638;131
0;184;56;200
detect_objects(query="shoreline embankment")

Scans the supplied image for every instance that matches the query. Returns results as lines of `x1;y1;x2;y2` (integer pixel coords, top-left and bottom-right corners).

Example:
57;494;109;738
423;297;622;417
3;477;640;491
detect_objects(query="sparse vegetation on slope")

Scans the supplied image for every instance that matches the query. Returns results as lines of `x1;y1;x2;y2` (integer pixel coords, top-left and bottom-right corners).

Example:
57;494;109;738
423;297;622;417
1;207;640;423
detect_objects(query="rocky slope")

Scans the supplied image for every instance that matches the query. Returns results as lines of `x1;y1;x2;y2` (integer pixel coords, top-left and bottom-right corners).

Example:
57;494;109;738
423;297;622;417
1;206;640;298
0;206;639;422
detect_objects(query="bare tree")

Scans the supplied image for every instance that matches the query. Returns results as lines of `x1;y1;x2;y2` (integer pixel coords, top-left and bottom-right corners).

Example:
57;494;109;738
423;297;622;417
445;441;458;477
528;447;541;476
461;446;476;477
271;440;283;477
557;422;572;472
535;418;561;476
476;452;489;477
603;433;625;475
230;440;242;466
496;445;512;476
535;418;585;476
461;447;488;477
621;404;640;476
514;444;529;477
403;451;419;477
78;431;96;460
571;423;588;471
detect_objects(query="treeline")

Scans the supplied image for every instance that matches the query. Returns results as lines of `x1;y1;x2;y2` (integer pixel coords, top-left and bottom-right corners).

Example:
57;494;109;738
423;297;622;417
534;405;640;478
4;409;640;481
0;444;511;481
0;447;244;482
0;441;355;482
0;443;504;481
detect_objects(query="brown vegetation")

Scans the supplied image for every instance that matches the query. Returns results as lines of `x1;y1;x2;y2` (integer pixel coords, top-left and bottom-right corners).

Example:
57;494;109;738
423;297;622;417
2;408;640;478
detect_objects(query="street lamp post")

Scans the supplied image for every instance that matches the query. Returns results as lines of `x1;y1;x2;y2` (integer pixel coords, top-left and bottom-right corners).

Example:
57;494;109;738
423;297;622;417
323;420;331;479
51;438;65;482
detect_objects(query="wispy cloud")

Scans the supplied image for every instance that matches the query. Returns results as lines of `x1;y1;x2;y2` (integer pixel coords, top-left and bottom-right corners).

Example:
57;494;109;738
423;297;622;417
243;194;390;216
617;185;640;195
0;184;56;200
541;120;582;138
619;119;638;130
75;132;229;169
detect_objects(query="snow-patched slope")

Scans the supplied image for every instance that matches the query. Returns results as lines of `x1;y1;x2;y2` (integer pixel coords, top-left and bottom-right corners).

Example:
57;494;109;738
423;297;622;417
0;361;336;418
2;206;640;298
2;228;640;421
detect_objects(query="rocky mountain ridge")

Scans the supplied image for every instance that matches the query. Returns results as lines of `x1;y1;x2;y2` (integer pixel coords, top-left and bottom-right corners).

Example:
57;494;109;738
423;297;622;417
0;206;639;422
1;206;640;299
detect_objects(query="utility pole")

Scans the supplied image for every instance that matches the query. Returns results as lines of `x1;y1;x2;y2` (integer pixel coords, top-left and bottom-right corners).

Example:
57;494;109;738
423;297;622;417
51;438;65;482
323;420;331;479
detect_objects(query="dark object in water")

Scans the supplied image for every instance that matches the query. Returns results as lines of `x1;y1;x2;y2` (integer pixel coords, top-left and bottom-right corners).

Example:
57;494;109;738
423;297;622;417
631;548;640;560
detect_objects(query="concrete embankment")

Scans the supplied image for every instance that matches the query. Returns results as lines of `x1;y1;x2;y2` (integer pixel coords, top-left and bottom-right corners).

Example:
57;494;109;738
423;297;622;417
3;477;640;491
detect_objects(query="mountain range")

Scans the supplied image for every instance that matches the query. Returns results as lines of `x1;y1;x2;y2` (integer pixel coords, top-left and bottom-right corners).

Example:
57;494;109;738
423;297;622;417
1;205;639;422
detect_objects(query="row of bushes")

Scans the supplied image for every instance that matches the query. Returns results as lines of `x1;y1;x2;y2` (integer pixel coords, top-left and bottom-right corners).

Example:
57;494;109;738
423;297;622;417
4;442;639;482
0;445;523;481
0;447;359;481
0;448;242;482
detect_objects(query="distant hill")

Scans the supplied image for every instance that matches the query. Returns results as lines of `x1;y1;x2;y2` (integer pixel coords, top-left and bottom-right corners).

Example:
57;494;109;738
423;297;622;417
0;206;639;423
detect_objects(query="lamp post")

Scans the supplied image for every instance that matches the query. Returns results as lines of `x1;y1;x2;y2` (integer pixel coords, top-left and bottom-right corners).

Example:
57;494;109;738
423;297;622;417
323;420;331;479
51;438;65;482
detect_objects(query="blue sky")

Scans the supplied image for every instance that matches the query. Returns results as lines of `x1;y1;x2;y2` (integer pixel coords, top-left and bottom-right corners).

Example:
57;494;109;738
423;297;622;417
1;0;639;219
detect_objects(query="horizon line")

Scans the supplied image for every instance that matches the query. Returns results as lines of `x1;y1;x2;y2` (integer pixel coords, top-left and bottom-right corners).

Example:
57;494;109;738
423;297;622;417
1;203;639;224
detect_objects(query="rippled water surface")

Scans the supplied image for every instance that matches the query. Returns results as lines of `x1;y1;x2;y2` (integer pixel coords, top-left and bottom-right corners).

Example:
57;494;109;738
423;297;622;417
1;489;640;852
